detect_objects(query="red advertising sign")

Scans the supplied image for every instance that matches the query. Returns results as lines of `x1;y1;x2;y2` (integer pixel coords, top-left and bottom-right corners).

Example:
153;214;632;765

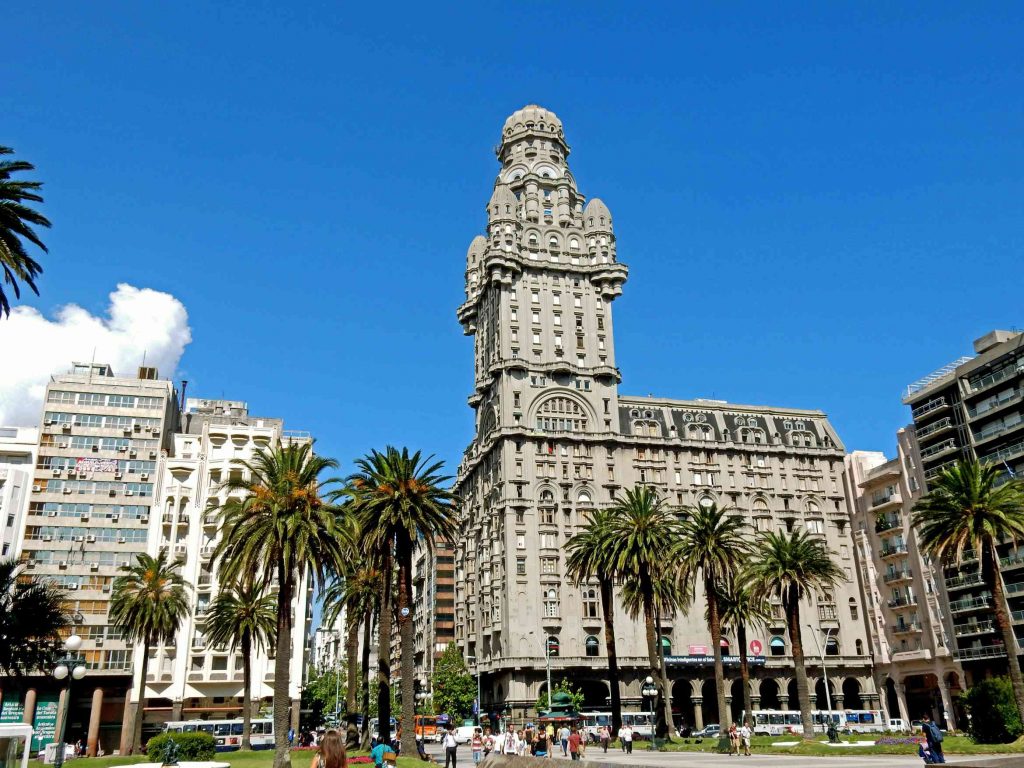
688;644;708;655
750;640;763;655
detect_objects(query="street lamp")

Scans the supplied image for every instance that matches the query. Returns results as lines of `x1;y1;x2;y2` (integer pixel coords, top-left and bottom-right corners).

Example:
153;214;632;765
526;633;553;717
415;686;429;742
644;676;655;715
807;624;835;713
53;632;87;768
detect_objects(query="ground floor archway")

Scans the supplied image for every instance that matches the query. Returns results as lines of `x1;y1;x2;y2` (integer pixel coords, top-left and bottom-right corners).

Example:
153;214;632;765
701;679;719;725
842;677;863;709
576;679;610;709
759;678;780;709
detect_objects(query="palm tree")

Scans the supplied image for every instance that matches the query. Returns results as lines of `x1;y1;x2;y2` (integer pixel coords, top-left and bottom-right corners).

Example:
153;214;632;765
676;503;750;743
912;459;1024;721
110;551;190;754
0;558;69;674
746;530;843;739
603;486;683;739
344;447;457;757
718;576;772;725
203;578;277;749
322;554;382;749
0;146;50;317
214;441;348;768
565;508;623;734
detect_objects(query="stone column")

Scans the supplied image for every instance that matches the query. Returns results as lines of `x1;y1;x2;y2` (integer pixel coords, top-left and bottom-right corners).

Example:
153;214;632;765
22;689;37;725
724;694;733;724
171;699;183;720
895;681;910;724
778;694;789;709
119;693;134;756
691;697;704;731
833;693;845;709
750;696;761;712
87;688;103;757
290;698;301;733
939;684;957;731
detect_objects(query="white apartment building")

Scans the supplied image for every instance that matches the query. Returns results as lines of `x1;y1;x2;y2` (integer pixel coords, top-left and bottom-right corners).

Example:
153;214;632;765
0;426;37;559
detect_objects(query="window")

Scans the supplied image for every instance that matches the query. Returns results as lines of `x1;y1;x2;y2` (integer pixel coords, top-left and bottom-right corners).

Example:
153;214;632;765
855;639;864;655
540;533;557;548
536;397;588;432
546;635;560;656
541;557;557;574
582;587;599;619
585;635;599;656
553;313;561;326
574;295;582;308
577;490;591;504
570;238;580;251
659;636;672;656
543;591;559;618
531;290;540;304
516;558;526;576
849;600;859;621
533;332;541;345
552;292;561;306
806;519;824;534
825;637;839;656
770;636;786;656
516;535;526;550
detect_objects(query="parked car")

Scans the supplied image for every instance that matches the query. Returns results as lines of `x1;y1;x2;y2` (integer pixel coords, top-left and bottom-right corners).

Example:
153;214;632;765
694;724;721;738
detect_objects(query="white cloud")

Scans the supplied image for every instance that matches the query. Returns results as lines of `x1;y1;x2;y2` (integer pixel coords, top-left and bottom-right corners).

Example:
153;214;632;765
0;284;192;426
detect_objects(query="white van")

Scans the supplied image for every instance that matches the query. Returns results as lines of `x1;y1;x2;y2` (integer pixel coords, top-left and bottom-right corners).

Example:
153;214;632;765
889;718;908;732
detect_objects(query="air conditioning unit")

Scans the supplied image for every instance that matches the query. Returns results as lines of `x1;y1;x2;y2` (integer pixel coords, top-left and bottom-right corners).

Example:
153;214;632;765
52;468;61;476
109;489;117;496
114;472;122;479
63;488;73;494
48;510;57;516
59;560;68;568
67;469;77;477
140;473;149;480
25;561;36;569
118;446;128;452
86;535;96;543
133;424;141;432
96;636;105;644
118;537;126;544
111;514;119;521
91;445;99;452
32;485;42;492
149;451;157;459
80;513;89;521
61;423;72;430
44;419;53;426
125;427;134;435
129;450;137;457
140;515;149;523
119;559;130;566
58;443;68;448
43;534;52;541
68;583;79;590
126;490;135;497
74;535;85;542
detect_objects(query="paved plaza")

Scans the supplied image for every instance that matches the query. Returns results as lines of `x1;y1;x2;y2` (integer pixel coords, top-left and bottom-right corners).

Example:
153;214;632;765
422;741;1020;767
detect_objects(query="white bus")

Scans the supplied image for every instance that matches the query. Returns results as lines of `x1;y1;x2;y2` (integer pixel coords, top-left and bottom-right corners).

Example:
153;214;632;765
578;711;655;739
747;709;889;736
163;718;275;750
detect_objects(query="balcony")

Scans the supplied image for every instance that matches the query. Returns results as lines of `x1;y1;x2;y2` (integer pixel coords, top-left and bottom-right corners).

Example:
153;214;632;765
945;574;986;591
888;595;918;609
884;569;914;584
925;460;959;481
953;620;995;637
955;645;1008;661
966;362;1024;395
1002;553;1024;571
875;514;903;532
973;416;1024;446
916;417;954;440
912;397;949;420
949;596;990;613
891;622;921;635
880;543;909;559
1005;582;1024;596
1012;610;1024;624
920;438;959;460
870;493;902;511
981;438;1024;466
968;389;1023;419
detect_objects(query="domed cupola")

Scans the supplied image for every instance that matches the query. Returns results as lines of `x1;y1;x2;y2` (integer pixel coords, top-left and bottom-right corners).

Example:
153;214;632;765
583;198;616;263
487;183;518;224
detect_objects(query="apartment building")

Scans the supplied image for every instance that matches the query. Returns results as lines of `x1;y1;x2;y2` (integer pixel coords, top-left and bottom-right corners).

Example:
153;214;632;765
903;330;1024;676
411;539;456;694
0;426;37;559
8;362;178;755
844;433;963;729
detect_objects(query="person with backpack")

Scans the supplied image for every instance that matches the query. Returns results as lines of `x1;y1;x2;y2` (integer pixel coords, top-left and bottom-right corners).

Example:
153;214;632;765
921;715;945;764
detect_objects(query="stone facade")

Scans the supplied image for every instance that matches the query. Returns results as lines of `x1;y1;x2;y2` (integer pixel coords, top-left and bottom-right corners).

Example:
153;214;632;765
452;106;878;727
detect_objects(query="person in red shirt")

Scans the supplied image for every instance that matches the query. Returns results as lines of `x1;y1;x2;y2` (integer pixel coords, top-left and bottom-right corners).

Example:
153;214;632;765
567;726;582;761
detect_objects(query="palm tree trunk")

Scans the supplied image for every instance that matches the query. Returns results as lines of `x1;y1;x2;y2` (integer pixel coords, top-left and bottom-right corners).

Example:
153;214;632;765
360;610;373;750
786;586;813;740
241;634;252;750
707;581;728;750
345;610;360;749
599;578;622;735
639;572;668;738
377;553;394;745
397;538;417;758
131;638;151;754
655;608;674;741
737;620;752;724
272;568;294;768
986;540;1024;722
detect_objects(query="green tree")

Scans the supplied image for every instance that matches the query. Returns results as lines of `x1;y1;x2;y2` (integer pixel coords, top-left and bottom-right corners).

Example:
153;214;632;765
745;530;843;739
603;486;683;739
214;441;349;768
565;508;623;734
676;502;750;746
961;677;1024;743
110;551;190;754
344;446;458;756
301;668;347;730
535;678;585;715
718;576;772;726
912;459;1024;722
0;558;69;674
203;578;277;749
431;643;476;720
0;146;50;317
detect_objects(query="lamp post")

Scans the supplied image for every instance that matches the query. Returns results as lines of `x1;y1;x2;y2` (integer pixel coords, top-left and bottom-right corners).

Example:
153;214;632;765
807;624;835;713
415;687;429;742
52;632;87;768
644;676;655;715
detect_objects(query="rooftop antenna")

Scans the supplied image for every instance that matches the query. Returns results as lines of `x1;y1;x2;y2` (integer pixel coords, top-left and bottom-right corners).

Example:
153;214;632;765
88;347;96;382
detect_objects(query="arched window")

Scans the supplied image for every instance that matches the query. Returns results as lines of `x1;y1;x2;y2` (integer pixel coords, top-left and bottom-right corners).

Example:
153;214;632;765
740;427;766;444
548;235;559;250
660;636;672;656
633;420;661;437
569;238;580;251
536;397;588;433
546;634;560;657
825;637;839;656
577;490;591;504
528;233;539;247
790;431;816;447
540;489;555;503
583;588;599;619
687;424;712;441
770;636;786;656
585;635;600;657
543;591;559;619
807;500;821;514
855;639;864;656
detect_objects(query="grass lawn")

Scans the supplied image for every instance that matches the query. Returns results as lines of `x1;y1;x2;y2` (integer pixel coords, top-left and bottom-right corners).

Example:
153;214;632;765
653;733;1024;756
29;749;424;768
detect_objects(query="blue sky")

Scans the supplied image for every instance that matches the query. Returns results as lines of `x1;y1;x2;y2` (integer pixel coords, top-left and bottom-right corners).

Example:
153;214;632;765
3;2;1023;476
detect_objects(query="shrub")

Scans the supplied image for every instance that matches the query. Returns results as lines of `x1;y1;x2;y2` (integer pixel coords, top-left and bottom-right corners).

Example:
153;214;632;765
962;676;1024;744
146;731;217;761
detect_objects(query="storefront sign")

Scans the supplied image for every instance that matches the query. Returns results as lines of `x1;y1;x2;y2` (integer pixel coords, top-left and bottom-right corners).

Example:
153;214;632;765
750;640;763;655
76;457;119;473
0;695;25;724
687;645;707;655
31;694;60;752
665;655;766;667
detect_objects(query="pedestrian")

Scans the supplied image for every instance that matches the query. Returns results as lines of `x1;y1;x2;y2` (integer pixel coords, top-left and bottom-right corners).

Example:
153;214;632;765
728;722;739;755
517;730;527;756
739;720;752;757
599;725;610;753
558;724;570;756
499;724;518;757
470;728;484;765
534;728;549;758
482;727;494;758
546;722;555;748
921;715;945;764
310;729;347;768
289;727;296;747
618;723;633;754
568;726;582;761
442;726;459;768
919;739;936;764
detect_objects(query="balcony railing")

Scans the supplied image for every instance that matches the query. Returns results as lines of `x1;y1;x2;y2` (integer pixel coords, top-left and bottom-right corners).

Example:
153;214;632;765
870;492;901;510
921;438;958;459
950;596;991;613
912;397;949;419
875;514;902;532
1011;610;1024;624
888;595;918;608
981;438;1024;466
974;416;1024;444
953;620;995;636
916;417;954;440
945;574;986;591
884;569;914;584
891;622;921;634
880;543;909;558
969;389;1023;418
925;460;959;481
1005;582;1024;596
955;645;1007;661
967;362;1024;394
